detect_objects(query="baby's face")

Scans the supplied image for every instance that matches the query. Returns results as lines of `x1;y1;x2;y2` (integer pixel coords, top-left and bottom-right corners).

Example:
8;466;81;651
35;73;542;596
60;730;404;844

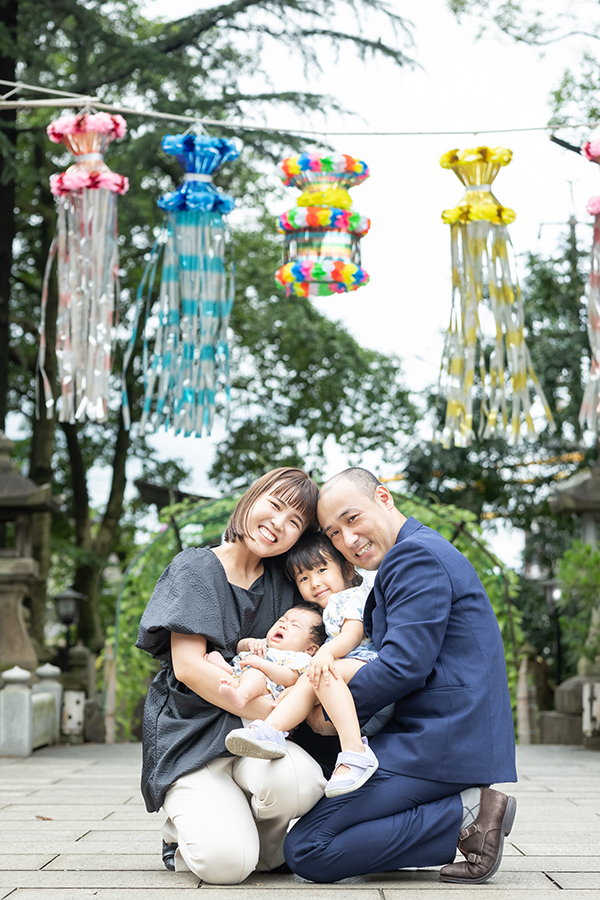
294;557;349;608
266;608;319;653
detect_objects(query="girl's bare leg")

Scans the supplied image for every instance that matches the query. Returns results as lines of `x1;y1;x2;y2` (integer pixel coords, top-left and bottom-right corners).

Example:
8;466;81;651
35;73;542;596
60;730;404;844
266;672;319;732
313;659;366;774
266;660;367;778
219;667;269;710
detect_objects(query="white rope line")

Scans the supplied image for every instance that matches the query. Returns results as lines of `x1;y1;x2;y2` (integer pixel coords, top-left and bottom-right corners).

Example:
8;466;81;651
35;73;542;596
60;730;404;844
0;79;594;137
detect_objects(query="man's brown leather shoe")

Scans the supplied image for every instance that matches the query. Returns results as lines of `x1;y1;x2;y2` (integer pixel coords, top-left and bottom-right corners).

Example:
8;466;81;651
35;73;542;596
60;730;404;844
439;787;516;884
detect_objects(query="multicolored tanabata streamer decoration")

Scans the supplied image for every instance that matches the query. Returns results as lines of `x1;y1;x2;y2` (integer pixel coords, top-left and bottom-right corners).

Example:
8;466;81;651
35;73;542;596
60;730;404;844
38;112;128;423
275;151;370;297
127;134;239;437
580;139;600;433
439;146;554;447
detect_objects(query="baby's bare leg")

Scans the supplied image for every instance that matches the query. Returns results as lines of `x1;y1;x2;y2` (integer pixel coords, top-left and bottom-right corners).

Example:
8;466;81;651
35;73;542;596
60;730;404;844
218;667;270;710
205;650;234;674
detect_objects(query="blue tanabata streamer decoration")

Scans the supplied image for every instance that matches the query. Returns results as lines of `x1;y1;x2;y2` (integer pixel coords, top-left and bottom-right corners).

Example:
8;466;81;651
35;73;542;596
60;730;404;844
123;134;239;437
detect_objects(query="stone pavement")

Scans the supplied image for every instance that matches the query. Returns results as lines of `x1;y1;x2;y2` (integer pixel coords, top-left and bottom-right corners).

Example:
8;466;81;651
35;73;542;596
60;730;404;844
0;742;599;899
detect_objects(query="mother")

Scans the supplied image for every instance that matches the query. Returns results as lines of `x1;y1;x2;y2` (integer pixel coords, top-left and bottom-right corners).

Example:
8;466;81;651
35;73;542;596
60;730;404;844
136;467;326;884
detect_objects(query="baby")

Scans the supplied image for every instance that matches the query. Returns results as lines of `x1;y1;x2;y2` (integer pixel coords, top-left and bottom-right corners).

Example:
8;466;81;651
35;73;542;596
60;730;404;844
206;603;326;711
226;533;380;797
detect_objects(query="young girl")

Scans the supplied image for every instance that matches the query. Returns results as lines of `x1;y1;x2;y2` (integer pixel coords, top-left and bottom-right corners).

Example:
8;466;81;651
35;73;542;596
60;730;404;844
205;604;327;712
226;533;379;797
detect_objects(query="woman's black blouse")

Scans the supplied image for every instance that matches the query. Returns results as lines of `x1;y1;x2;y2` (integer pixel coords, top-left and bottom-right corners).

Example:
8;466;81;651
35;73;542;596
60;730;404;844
136;547;296;812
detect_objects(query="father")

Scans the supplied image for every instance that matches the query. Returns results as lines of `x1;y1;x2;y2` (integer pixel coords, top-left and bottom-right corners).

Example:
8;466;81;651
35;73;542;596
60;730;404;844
284;467;517;885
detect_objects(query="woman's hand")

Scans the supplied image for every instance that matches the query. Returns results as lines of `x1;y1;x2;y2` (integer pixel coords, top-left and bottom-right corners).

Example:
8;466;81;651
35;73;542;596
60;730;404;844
308;647;337;688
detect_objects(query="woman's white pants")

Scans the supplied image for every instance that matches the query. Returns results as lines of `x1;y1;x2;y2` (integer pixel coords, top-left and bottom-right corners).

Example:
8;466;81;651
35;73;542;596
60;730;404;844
161;741;326;884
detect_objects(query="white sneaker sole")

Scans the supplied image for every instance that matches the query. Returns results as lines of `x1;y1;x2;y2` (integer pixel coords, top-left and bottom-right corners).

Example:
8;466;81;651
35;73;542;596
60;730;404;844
226;732;287;760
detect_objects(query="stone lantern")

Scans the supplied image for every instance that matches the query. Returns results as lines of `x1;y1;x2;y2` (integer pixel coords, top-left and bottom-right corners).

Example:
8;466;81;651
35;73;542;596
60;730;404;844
0;432;56;672
545;446;600;747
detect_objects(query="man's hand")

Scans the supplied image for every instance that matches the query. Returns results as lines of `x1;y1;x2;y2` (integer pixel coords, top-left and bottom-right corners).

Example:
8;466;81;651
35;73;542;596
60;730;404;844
308;647;337;688
306;705;338;736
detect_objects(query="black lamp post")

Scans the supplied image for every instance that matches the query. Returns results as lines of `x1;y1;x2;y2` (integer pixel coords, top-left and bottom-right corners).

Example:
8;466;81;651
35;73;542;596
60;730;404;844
545;578;563;686
53;587;87;669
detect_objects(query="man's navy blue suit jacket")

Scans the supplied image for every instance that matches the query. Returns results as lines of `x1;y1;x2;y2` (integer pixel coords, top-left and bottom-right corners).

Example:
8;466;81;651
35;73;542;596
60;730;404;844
348;516;517;786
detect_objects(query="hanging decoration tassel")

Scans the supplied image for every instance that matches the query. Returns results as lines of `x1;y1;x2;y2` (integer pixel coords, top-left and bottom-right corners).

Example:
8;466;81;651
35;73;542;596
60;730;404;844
275;151;370;297
579;140;600;433
38;112;128;423
438;145;554;448
134;134;239;437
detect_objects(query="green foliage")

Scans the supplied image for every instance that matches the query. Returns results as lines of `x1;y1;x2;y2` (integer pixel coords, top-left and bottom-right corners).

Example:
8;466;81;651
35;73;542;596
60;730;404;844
401;225;594;689
107;489;523;738
103;496;238;738
5;0;417;652
215;218;418;485
391;491;523;702
446;1;579;45
557;541;600;668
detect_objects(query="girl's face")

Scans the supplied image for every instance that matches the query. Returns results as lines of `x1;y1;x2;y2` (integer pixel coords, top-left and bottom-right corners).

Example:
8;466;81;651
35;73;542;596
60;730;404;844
293;554;353;608
246;487;306;557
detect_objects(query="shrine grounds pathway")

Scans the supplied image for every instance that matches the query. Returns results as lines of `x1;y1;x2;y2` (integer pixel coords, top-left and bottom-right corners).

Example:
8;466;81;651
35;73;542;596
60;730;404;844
0;742;599;899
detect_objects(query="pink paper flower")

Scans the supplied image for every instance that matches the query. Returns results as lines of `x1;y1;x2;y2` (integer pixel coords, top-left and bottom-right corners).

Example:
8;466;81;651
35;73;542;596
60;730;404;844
85;113;127;138
62;169;92;190
49;168;129;195
47;115;79;142
97;171;129;194
586;195;600;215
582;140;600;161
47;112;127;142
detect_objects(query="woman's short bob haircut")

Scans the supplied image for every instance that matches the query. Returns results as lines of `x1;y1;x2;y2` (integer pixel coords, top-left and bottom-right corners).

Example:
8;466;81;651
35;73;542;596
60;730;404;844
285;532;363;587
223;467;319;544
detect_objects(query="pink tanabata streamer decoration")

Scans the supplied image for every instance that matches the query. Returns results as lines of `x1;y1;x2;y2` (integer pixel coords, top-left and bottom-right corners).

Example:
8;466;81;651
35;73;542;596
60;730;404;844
580;140;600;432
38;113;129;423
581;215;600;432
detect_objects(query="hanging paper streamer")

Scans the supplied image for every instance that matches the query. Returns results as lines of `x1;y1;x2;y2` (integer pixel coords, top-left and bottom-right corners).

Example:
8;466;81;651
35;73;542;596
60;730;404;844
438;146;555;448
38;112;128;423
130;134;239;437
275;151;370;297
579;139;600;433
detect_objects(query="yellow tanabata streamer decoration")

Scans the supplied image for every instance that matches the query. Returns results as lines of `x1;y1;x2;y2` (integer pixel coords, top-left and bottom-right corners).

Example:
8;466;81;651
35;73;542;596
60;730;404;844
439;146;555;448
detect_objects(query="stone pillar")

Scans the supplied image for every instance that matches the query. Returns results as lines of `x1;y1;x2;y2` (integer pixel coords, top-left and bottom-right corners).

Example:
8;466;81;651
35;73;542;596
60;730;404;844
0;665;32;756
517;657;538;744
0;558;39;672
62;641;96;698
33;662;62;743
583;681;600;749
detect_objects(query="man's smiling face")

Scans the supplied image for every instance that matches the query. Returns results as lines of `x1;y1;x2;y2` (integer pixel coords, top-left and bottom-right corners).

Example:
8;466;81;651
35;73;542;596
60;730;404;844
317;480;401;571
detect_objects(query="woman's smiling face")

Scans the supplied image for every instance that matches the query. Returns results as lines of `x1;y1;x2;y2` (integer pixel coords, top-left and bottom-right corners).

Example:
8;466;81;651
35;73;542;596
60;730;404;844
246;486;306;557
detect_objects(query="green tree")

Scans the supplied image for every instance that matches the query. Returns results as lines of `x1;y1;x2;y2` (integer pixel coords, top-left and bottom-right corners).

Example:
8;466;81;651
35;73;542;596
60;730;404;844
4;0;416;654
402;224;595;682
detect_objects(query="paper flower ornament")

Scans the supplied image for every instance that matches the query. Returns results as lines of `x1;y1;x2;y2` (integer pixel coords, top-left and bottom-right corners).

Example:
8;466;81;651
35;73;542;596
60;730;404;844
438;145;554;447
579;138;600;433
37;112;129;424
124;134;240;438
275;151;370;297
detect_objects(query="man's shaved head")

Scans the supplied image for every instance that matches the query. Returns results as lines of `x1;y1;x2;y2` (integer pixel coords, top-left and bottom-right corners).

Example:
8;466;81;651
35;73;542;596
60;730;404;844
320;467;382;500
317;467;404;570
